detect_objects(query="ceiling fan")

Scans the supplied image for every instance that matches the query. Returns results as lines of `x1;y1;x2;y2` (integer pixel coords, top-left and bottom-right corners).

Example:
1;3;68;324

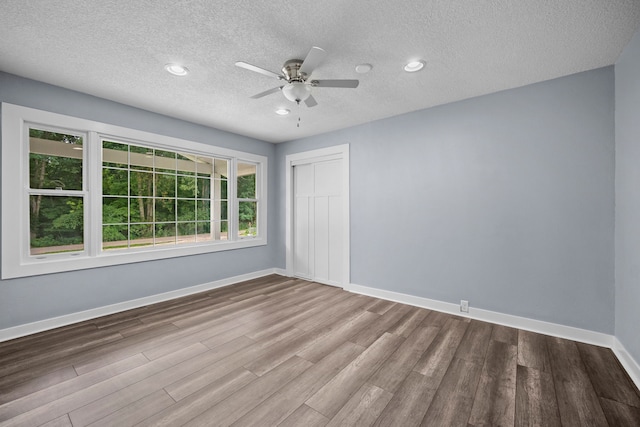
235;47;359;107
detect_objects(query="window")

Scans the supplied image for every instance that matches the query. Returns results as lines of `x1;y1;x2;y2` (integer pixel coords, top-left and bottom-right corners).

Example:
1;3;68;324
28;127;86;257
2;103;267;278
101;140;230;250
237;162;258;237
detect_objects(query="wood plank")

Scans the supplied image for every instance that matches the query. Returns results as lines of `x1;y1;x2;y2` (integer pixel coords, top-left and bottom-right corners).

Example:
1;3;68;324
468;340;518;426
294;293;370;331
372;371;437;427
421;357;483;426
517;329;551;372
0;323;99;359
576;342;640;407
0;353;148;421
306;332;403;418
39;414;73;427
0;365;77;405
515;365;561;427
0;329;125;391
0;327;122;368
368;326;439;393
141;310;267;360
600;397;640;426
85;389;175;427
164;327;305;401
183;356;312;426
278;404;329;427
243;308;375;376
348;304;412;347
413;318;469;381
546;336;609;426
232;341;364;427
386;306;430;338
137;368;257;426
490;324;518;345
421;310;457;329
243;288;348;342
295;310;378;363
453;320;492;364
71;323;180;375
325;383;393;427
367;299;397;315
1;343;208;427
171;294;271;329
68;337;254;426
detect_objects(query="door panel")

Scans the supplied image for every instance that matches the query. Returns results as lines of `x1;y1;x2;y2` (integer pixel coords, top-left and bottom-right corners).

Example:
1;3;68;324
293;159;343;286
314;195;329;282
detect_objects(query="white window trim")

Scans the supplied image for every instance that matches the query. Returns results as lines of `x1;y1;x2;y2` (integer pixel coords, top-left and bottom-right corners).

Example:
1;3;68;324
1;103;268;279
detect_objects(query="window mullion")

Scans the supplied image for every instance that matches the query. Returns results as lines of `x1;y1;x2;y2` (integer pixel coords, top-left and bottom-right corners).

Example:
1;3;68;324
88;131;102;257
230;157;238;241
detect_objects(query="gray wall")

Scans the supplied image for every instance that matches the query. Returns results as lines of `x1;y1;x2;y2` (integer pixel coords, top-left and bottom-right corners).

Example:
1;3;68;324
0;72;277;329
0;65;621;338
276;67;616;333
615;31;640;364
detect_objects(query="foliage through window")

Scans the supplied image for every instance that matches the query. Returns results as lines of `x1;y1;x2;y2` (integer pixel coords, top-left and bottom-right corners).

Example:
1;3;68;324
101;140;230;250
1;103;267;279
237;162;258;237
29;128;85;255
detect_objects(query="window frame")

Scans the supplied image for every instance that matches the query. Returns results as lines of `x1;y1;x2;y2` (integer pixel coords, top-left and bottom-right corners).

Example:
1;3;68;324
236;160;260;239
1;103;268;279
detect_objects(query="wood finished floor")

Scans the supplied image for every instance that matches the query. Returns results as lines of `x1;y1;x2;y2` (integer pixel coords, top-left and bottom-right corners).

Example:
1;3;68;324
1;275;639;426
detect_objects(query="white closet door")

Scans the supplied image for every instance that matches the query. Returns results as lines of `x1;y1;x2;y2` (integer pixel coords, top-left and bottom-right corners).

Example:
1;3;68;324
293;159;343;286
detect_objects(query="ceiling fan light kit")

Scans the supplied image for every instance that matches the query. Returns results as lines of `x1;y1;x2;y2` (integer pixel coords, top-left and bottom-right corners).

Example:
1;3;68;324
282;81;312;103
236;46;360;108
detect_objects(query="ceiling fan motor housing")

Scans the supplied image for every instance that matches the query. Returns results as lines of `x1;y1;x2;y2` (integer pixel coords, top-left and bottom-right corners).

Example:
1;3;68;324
282;59;306;81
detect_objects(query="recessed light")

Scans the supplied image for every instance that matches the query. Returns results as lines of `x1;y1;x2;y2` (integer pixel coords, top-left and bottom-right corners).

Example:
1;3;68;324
355;63;373;74
275;108;290;116
404;60;426;73
164;63;189;76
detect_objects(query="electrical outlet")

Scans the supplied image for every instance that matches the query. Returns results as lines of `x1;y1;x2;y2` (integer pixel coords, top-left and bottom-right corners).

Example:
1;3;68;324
460;300;469;313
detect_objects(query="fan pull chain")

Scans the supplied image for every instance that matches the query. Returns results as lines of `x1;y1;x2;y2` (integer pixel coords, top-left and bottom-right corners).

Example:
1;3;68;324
297;100;301;128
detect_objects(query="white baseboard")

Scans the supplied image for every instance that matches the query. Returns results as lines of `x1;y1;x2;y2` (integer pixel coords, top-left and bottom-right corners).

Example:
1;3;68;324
273;268;288;276
3;271;638;392
612;338;640;391
0;268;282;343
347;282;640;389
346;283;614;348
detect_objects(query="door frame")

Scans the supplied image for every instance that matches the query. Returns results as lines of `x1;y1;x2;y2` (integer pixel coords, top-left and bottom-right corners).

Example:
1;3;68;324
285;144;350;287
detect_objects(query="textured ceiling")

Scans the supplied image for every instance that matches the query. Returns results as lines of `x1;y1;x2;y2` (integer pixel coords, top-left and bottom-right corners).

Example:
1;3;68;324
1;1;639;143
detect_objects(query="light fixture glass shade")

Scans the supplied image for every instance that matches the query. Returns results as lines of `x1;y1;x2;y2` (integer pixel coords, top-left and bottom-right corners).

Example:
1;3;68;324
282;82;311;102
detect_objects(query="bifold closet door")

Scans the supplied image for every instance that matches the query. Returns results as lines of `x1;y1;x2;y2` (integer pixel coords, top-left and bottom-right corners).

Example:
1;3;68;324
293;159;343;286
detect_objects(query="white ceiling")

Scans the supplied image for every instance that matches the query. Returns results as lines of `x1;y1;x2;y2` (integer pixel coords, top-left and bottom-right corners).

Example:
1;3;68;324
1;1;639;144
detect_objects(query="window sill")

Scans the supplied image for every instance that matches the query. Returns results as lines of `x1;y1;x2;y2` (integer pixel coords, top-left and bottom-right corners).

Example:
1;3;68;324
2;237;267;279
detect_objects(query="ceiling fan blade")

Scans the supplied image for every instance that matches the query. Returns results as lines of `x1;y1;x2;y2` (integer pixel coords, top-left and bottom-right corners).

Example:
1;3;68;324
250;86;283;99
299;47;327;76
304;94;318;107
235;61;284;80
311;79;359;88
